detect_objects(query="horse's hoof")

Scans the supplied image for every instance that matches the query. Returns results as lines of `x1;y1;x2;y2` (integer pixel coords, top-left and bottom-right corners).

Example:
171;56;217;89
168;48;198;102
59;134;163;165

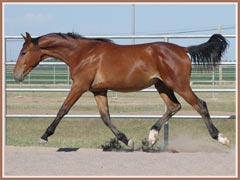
148;129;159;146
127;139;134;149
218;133;230;146
39;138;48;144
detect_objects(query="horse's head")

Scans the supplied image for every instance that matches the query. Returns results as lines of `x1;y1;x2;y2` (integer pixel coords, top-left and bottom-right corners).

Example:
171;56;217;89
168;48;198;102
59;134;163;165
13;32;43;82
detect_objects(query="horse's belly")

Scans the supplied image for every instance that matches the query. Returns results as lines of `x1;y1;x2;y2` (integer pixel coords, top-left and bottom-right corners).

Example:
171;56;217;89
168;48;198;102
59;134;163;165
90;57;161;92
90;74;160;92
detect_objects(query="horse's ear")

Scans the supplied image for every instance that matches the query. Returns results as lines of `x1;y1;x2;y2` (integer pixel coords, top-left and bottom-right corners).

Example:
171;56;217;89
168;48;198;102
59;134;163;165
21;33;27;41
22;32;32;43
21;32;32;42
26;32;32;40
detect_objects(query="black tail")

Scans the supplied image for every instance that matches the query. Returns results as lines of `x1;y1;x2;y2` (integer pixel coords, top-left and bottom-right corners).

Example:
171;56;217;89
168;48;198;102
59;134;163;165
186;34;228;70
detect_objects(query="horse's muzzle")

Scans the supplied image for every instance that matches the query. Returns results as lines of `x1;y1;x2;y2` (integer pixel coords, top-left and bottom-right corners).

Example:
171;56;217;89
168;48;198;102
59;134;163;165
13;69;25;82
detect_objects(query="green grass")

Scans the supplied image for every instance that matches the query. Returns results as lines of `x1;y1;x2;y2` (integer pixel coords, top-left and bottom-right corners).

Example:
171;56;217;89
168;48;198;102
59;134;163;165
6;118;236;149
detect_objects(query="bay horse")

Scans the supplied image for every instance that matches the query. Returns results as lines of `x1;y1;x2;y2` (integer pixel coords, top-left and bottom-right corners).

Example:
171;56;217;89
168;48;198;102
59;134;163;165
13;32;230;148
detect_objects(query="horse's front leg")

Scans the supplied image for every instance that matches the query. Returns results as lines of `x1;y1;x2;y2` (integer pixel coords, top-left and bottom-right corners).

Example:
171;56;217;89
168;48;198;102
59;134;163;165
93;91;134;149
39;84;86;144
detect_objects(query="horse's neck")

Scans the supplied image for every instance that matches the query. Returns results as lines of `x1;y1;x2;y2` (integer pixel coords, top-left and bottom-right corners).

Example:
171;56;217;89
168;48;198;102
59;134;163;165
39;36;78;66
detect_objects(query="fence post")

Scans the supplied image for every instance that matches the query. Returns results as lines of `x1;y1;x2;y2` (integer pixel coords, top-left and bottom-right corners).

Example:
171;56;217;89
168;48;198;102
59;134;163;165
164;122;169;150
28;73;31;84
53;65;56;84
67;67;70;86
219;65;223;83
4;38;7;145
163;36;169;150
218;24;223;83
212;67;215;97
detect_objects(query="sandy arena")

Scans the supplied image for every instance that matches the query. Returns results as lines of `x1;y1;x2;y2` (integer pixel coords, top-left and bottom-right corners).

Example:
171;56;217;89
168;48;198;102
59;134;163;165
4;145;236;177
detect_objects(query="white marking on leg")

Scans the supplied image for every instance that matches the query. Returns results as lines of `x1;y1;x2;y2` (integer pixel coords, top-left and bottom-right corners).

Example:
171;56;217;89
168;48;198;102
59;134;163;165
218;133;230;145
39;138;48;144
127;139;134;149
148;129;159;145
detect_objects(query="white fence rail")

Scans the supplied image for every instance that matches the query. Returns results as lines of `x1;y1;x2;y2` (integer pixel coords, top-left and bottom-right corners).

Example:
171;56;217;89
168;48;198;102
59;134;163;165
4;34;236;39
5;88;236;92
6;114;235;119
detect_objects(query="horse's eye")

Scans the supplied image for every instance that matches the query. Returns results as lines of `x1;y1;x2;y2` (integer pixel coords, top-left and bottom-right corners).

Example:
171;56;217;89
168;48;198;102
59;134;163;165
21;52;27;56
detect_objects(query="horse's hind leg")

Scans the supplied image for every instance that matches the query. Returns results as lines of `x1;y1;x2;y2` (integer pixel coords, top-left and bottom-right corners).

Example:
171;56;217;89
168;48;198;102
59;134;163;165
177;86;230;145
93;91;134;148
148;81;181;145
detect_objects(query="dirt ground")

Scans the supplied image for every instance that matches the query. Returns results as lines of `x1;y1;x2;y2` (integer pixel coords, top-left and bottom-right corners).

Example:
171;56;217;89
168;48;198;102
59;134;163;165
4;145;236;177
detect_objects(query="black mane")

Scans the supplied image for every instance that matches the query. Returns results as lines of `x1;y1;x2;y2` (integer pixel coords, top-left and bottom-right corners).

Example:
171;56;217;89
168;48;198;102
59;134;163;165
33;32;113;45
31;33;113;49
60;32;113;43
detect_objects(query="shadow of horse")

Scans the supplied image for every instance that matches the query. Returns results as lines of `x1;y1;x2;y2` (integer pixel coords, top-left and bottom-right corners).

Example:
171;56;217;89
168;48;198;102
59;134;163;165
57;148;79;152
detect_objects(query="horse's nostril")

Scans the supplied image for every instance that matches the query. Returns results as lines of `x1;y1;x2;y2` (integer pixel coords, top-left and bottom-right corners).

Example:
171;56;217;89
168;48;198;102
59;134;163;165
13;69;24;82
13;73;22;82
